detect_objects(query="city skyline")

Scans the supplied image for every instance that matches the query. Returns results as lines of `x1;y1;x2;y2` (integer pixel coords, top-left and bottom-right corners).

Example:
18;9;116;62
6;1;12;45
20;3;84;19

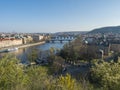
0;0;120;33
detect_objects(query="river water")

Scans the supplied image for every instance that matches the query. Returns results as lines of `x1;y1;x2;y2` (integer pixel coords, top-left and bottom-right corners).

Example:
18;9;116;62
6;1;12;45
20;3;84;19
0;41;68;64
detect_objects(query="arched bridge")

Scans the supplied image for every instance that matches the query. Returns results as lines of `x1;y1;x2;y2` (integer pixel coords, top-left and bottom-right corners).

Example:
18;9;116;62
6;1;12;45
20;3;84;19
47;35;76;43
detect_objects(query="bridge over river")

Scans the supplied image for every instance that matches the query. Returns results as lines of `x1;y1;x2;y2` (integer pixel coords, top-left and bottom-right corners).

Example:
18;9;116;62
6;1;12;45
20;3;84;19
47;35;76;43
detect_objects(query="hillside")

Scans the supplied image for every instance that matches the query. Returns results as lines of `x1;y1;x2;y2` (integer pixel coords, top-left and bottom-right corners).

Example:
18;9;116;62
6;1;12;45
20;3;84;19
89;26;120;34
54;31;88;35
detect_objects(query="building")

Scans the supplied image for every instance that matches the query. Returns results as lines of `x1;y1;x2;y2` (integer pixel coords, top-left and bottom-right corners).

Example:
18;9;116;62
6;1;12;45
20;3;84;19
0;39;23;48
32;35;44;42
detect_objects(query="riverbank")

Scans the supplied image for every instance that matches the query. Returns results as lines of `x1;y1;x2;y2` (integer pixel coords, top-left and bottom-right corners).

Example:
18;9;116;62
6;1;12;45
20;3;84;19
18;41;45;49
0;41;45;51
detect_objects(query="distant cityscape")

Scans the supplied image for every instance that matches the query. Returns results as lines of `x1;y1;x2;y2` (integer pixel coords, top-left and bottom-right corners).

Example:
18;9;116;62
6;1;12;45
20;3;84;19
1;26;120;52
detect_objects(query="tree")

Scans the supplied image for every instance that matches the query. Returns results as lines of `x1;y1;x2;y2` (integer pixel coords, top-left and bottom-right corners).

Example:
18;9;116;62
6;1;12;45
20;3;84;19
56;74;83;90
49;47;56;55
48;55;65;74
89;60;120;90
26;66;49;90
27;47;39;63
0;55;29;90
0;54;99;90
60;36;99;65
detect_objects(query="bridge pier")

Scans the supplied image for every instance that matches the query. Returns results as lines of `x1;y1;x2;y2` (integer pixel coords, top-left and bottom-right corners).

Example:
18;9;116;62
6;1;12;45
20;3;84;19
60;40;63;43
51;40;54;43
46;40;50;43
68;40;71;43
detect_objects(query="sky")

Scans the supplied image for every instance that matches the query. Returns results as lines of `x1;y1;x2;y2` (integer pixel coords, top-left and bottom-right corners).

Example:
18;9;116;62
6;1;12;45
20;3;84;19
0;0;120;33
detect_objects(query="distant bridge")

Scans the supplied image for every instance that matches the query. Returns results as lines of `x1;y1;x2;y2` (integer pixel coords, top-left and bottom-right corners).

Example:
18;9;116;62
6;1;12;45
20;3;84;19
47;35;76;43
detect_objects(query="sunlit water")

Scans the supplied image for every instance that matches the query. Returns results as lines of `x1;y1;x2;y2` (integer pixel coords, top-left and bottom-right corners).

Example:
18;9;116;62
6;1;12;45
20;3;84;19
0;41;68;64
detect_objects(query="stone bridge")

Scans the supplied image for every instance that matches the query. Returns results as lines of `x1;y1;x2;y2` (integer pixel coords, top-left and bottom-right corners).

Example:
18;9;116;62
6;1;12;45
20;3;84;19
47;35;76;43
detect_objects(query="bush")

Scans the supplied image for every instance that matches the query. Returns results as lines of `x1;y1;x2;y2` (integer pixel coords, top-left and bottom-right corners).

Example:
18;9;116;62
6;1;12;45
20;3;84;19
0;55;28;90
89;60;120;90
0;55;101;90
25;66;49;90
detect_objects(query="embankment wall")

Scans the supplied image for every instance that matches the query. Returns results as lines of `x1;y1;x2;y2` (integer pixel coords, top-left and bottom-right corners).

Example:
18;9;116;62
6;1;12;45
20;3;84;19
0;39;22;48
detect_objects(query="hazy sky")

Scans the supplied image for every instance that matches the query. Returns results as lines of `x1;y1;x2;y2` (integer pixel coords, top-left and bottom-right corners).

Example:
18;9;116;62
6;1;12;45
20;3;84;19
0;0;120;33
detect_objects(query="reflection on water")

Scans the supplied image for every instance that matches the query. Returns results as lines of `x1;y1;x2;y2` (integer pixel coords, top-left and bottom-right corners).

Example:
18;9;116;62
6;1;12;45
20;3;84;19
36;42;66;51
0;41;68;64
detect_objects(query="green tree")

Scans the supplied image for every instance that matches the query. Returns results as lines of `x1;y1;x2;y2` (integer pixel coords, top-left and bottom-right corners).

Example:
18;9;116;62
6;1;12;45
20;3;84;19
27;47;39;63
49;47;56;55
0;54;97;90
89;60;120;90
0;55;28;90
56;74;83;90
49;56;65;74
26;66;49;90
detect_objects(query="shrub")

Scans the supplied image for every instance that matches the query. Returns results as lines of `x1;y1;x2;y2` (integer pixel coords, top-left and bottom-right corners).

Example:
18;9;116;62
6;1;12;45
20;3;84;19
89;60;120;90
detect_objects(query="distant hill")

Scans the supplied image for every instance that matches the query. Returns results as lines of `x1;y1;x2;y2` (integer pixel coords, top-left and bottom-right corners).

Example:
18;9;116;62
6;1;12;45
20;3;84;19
89;26;120;34
54;31;88;35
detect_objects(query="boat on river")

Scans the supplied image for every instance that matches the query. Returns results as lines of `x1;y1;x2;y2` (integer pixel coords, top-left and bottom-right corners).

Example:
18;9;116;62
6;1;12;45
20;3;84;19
6;47;18;52
0;47;18;53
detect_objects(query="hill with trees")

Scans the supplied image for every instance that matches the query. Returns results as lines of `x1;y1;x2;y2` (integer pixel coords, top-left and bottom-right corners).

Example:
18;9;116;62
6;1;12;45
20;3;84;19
89;26;120;34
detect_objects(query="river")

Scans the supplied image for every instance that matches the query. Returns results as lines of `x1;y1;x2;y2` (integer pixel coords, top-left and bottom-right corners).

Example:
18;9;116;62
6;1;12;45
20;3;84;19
0;41;68;64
